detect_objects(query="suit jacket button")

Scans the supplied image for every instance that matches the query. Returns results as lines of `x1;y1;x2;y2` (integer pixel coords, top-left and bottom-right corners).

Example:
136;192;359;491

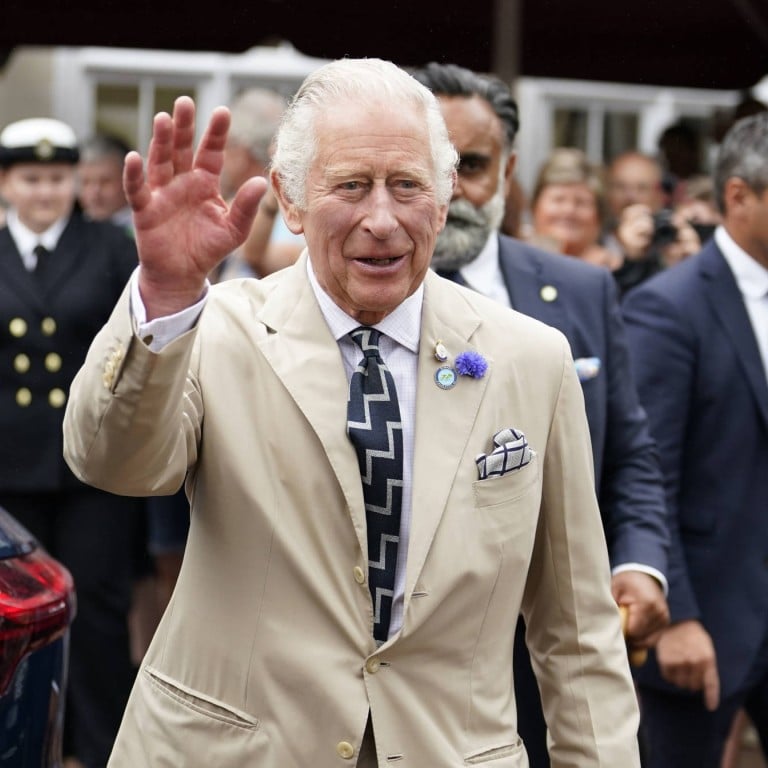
41;317;57;336
336;741;355;759
353;566;366;584
366;657;381;674
16;388;32;407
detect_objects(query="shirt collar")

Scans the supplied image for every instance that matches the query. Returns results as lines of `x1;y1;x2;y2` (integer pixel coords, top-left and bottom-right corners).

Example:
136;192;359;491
459;231;500;294
7;207;70;261
716;225;768;299
306;255;422;353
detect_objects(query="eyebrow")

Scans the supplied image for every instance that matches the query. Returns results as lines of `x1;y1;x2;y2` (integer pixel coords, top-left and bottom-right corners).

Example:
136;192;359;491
457;153;492;167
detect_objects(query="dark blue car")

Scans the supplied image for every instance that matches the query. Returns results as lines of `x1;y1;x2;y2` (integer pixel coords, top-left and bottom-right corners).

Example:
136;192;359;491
0;506;76;767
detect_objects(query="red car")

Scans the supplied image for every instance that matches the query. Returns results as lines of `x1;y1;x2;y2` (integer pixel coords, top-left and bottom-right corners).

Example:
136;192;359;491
0;506;76;767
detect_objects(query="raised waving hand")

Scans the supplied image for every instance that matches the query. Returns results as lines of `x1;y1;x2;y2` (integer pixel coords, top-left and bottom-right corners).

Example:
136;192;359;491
124;96;267;319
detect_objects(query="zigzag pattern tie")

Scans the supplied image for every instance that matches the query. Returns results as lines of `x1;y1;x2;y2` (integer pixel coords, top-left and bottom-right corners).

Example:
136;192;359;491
347;327;403;643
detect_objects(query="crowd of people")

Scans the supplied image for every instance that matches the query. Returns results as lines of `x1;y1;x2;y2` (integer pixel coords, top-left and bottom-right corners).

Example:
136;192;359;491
0;56;766;768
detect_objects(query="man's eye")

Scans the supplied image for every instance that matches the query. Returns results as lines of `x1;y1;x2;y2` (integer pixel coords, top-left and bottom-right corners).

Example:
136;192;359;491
457;157;488;175
340;181;362;190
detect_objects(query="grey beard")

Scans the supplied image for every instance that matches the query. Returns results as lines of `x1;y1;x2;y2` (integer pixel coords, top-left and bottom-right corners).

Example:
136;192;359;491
432;194;505;272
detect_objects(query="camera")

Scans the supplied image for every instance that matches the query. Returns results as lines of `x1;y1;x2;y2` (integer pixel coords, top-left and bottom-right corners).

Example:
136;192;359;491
651;209;678;247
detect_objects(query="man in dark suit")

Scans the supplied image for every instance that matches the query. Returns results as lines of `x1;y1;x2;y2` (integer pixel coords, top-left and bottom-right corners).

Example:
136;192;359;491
0;117;140;768
622;112;768;768
411;62;670;766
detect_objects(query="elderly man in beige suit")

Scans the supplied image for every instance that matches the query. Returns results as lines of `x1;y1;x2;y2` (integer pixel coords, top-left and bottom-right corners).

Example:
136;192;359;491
63;58;640;768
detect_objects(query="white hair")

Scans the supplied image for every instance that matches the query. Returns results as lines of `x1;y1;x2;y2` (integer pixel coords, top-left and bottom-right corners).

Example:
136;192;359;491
271;58;458;209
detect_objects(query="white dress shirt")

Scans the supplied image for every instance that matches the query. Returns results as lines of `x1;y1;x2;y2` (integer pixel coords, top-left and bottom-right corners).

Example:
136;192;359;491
458;232;511;307
6;208;69;270
131;256;421;639
717;225;768;382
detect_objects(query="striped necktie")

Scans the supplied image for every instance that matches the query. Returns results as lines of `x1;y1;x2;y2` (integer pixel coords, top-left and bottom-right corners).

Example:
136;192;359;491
347;326;403;643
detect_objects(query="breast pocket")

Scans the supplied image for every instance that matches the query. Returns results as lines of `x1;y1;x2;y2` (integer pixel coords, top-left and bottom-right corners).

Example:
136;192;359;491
471;455;540;537
472;454;539;509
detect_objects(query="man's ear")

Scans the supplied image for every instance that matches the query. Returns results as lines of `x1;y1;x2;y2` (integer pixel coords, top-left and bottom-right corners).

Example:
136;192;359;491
502;151;517;198
269;169;304;234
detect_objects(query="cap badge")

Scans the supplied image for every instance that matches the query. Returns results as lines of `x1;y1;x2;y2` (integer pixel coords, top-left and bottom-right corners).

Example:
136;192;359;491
35;139;55;161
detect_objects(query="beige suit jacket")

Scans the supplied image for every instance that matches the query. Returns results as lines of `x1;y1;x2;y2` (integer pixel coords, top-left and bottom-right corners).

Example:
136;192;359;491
63;256;640;767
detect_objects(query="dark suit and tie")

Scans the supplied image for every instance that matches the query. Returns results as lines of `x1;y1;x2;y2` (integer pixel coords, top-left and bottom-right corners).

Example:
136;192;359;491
621;112;768;767
623;233;768;766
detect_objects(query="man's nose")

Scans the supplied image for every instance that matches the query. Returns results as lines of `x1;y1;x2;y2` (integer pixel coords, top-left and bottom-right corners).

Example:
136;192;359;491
363;187;399;238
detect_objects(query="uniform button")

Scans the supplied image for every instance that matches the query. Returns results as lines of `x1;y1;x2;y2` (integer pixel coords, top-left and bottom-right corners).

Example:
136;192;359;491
16;387;32;407
13;353;31;373
41;317;57;336
336;741;355;759
353;566;366;584
45;352;62;372
365;657;381;674
9;318;27;338
48;388;66;408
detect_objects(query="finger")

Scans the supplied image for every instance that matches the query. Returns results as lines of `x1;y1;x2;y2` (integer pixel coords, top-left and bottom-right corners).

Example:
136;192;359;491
146;112;175;188
228;176;268;241
703;663;720;712
193;106;231;177
123;151;151;213
171;96;196;176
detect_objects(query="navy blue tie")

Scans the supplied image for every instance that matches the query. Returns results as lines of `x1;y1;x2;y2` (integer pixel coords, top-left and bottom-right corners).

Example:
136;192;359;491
34;244;50;280
347;327;403;643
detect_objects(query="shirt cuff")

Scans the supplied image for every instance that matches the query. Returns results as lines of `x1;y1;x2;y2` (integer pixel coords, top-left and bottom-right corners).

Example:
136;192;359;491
611;563;669;596
130;267;209;352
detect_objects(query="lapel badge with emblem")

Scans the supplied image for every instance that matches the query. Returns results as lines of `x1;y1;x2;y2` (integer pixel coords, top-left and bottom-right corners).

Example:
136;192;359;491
540;284;558;302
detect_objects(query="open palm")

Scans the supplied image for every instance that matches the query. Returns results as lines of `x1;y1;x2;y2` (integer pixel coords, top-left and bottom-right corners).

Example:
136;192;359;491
124;96;266;318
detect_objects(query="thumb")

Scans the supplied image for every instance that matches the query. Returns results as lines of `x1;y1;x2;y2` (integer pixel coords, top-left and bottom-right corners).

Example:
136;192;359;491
228;176;268;241
703;661;720;712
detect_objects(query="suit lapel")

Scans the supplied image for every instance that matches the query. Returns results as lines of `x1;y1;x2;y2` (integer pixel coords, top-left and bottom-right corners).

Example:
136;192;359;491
254;256;368;553
254;263;494;609
0;228;47;311
498;236;573;335
40;216;85;298
405;270;488;598
701;243;768;430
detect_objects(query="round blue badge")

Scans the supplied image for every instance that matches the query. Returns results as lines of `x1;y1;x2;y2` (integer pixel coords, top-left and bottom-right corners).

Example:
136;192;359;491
435;366;458;389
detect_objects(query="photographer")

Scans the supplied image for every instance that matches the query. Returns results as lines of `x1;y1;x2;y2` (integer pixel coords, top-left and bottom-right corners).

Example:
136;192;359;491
612;203;702;297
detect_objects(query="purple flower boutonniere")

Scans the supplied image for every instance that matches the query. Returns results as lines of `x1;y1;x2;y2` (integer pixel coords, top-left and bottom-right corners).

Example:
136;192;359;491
455;350;488;379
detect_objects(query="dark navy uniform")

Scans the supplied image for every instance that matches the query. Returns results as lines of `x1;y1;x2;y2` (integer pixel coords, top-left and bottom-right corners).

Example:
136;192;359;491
0;117;141;768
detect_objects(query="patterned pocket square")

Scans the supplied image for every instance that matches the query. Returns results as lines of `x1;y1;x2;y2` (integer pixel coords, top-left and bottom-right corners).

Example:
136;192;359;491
475;428;535;480
574;356;601;382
